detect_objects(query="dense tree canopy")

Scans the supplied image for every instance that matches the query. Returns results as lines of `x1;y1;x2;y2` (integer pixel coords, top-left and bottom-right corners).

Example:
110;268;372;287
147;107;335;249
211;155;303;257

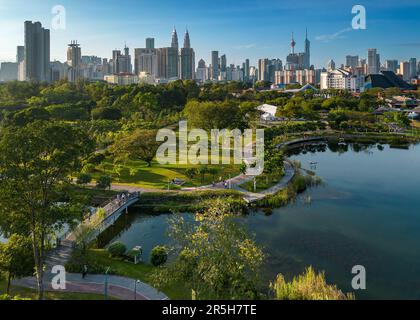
0;121;94;299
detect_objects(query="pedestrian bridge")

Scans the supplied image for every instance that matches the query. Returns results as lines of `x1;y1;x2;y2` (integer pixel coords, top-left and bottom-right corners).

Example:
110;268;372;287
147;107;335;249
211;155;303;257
65;192;140;244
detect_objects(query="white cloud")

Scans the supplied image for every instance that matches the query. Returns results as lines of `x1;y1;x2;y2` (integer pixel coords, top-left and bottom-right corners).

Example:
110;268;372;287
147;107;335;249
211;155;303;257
315;27;353;42
233;43;256;50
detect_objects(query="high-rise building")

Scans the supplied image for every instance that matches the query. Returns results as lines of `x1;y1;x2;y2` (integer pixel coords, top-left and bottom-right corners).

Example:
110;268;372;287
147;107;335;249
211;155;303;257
179;30;195;80
211;51;219;81
112;50;121;73
134;48;157;76
399;61;410;81
16;46;24;63
196;59;208;83
304;28;311;69
67;40;82;82
112;45;132;74
345;55;359;70
244;59;250;81
146;38;155;49
367;49;380;74
385;60;399;73
258;58;269;81
409;58;417;79
171;27;179;49
24;21;50;82
0;62;18;82
156;47;179;80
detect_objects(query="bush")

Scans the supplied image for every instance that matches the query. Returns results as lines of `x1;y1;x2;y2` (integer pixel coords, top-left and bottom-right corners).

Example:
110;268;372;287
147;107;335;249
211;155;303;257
107;241;126;258
87;153;106;165
96;175;112;189
76;173;92;185
150;246;168;266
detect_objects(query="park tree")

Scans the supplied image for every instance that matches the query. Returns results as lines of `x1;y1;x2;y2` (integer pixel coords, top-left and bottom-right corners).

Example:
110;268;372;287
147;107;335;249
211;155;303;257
0;121;94;300
0;234;34;295
111;129;160;167
152;199;265;300
271;267;354;300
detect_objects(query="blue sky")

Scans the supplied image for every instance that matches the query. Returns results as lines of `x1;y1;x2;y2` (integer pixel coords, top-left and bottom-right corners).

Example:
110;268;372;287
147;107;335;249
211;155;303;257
0;0;419;67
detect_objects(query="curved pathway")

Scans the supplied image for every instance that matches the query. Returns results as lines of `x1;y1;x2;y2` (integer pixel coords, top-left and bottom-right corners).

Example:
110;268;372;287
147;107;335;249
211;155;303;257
14;273;168;300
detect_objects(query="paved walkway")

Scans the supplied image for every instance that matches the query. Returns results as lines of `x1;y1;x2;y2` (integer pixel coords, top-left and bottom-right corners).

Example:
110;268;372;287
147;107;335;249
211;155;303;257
14;273;168;300
234;161;296;203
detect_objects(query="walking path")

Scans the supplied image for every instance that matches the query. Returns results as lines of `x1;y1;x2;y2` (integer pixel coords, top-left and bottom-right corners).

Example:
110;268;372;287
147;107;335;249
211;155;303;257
14;273;168;300
233;161;295;203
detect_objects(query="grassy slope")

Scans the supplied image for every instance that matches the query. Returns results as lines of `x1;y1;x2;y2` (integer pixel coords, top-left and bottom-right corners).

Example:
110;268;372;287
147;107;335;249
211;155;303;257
89;159;241;189
71;249;190;300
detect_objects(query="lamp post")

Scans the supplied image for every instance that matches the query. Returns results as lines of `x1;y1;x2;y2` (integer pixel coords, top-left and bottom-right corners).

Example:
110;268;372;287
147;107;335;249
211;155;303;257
134;280;141;300
104;267;110;300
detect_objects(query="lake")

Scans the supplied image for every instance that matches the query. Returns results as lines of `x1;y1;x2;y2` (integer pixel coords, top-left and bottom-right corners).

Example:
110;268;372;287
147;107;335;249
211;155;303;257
104;142;420;299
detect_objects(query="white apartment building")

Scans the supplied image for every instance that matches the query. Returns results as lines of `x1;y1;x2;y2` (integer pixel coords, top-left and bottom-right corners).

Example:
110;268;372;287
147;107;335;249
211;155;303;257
320;68;363;92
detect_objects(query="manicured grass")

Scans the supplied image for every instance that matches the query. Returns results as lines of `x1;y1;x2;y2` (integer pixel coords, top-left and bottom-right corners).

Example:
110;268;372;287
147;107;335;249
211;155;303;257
89;159;241;189
0;280;117;300
69;249;190;300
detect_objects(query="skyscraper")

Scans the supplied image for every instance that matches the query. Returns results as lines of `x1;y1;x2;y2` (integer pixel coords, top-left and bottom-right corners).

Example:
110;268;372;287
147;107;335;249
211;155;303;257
196;59;208;83
258;58;269;81
346;55;359;70
112;45;132;74
409;58;417;79
146;38;155;49
24;21;50;82
112;50;121;73
367;49;380;74
16;46;24;63
304;28;311;69
399;61;410;81
171;27;179;49
244;59;250;81
180;30;195;80
67;40;82;82
211;51;219;81
134;48;157;76
385;60;399;73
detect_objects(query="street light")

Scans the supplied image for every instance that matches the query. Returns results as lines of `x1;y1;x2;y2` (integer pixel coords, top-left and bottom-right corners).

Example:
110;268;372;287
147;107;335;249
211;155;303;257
134;280;141;300
104;266;110;300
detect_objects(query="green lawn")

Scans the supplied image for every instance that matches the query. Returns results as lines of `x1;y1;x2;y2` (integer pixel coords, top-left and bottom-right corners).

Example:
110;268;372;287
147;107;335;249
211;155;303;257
68;249;190;300
89;159;241;189
0;280;117;300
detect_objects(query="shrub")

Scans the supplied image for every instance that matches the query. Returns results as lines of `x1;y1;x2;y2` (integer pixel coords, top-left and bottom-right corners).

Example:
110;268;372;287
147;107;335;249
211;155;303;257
150;246;168;266
96;175;112;190
76;173;92;185
87;153;106;165
107;241;126;258
271;267;354;300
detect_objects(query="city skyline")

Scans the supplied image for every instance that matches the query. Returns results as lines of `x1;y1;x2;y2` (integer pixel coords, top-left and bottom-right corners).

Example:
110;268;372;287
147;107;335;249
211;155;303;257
0;0;419;67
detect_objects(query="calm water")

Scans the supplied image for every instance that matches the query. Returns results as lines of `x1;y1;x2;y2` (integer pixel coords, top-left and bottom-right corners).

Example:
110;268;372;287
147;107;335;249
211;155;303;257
106;142;420;300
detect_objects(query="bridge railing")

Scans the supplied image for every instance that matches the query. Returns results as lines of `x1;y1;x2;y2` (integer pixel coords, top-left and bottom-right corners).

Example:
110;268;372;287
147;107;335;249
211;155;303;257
62;191;140;244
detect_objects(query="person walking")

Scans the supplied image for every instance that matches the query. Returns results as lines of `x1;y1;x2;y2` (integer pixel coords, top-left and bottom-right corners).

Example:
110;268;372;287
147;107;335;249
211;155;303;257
82;264;88;279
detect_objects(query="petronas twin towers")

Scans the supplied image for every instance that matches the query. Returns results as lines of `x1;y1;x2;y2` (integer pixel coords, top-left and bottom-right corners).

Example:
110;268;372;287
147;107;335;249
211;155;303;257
171;27;195;80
